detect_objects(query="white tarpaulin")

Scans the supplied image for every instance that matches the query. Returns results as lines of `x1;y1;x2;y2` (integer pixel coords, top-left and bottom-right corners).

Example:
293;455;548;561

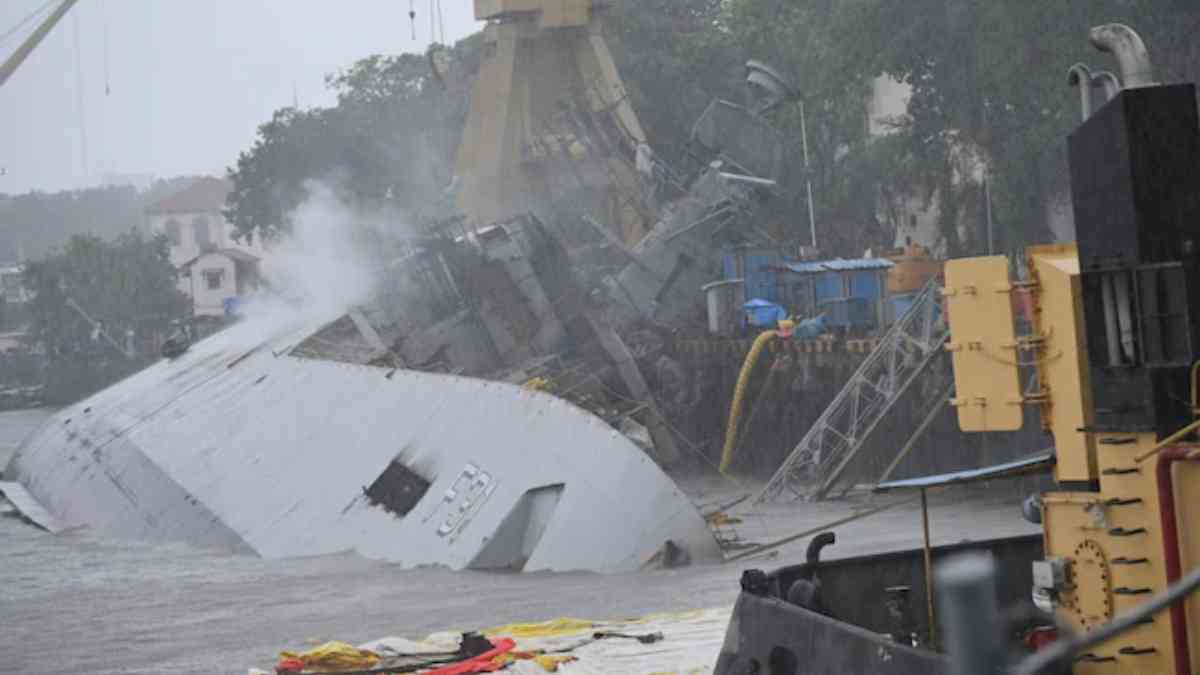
486;608;731;674
254;607;732;675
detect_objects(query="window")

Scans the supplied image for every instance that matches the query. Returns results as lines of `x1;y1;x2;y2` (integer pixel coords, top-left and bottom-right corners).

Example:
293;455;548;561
203;268;224;290
164;219;182;246
364;461;431;518
193;216;213;251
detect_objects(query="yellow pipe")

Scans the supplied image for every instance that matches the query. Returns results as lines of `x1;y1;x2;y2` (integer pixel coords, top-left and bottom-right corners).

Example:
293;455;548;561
1135;417;1200;463
1133;361;1200;463
720;320;794;474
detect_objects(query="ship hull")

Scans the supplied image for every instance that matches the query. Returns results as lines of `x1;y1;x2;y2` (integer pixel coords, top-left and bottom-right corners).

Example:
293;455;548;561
6;314;719;573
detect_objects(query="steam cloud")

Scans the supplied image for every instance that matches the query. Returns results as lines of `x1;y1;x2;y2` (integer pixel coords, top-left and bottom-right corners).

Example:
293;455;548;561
256;180;383;322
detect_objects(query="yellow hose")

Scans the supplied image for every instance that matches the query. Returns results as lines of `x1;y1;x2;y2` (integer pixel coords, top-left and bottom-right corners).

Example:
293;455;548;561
720;322;792;473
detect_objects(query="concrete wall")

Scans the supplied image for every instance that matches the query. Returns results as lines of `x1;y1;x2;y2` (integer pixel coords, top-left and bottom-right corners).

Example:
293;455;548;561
185;252;238;317
146;210;263;269
146;210;265;317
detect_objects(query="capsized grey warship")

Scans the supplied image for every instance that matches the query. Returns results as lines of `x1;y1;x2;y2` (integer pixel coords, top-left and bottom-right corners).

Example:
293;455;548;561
4;215;723;573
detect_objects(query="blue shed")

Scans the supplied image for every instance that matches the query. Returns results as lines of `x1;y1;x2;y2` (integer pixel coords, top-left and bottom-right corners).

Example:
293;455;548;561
780;258;894;335
721;246;783;304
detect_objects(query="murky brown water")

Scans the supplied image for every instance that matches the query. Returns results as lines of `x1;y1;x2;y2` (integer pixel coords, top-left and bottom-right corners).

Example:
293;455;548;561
0;408;1036;675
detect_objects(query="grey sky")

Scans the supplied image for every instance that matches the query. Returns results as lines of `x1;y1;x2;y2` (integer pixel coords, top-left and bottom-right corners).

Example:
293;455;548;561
0;1;480;195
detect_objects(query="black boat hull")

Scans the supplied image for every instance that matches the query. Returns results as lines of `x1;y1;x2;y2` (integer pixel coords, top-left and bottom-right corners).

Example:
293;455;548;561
714;534;1043;674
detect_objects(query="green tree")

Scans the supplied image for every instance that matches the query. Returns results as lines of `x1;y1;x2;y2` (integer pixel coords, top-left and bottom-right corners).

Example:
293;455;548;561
22;232;188;357
225;1;1200;257
835;0;1200;254
604;0;739;162
225;40;483;242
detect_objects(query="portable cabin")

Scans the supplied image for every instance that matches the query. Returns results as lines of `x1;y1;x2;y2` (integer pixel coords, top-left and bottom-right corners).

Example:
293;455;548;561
721;246;784;304
778;258;894;335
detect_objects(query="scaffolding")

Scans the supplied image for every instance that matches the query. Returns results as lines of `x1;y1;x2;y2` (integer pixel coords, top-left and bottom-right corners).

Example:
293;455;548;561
755;278;949;502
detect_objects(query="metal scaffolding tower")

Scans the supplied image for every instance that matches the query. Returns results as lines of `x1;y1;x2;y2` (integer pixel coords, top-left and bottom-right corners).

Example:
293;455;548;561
755;278;949;502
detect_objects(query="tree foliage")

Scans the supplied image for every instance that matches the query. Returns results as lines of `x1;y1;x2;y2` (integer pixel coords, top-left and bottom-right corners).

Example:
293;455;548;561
22;232;188;356
836;0;1200;253
225;1;1200;257
226;40;483;241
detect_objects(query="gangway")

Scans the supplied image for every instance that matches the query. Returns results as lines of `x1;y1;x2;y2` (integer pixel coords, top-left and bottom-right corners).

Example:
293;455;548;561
755;278;948;502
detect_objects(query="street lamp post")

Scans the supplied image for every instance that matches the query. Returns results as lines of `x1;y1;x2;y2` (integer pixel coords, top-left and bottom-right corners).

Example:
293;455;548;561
799;99;817;251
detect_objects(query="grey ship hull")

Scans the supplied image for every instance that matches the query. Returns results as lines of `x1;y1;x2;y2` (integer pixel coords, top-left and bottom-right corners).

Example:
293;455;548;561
6;313;719;573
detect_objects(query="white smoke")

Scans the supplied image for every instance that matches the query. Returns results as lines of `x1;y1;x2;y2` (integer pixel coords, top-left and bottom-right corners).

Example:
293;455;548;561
256;180;383;322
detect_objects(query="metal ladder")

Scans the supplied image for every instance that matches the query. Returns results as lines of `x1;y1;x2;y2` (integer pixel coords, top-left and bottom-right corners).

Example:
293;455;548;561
755;278;949;502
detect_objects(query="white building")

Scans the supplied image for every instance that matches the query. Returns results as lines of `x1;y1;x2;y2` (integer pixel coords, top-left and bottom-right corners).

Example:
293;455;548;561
0;261;31;306
0;261;31;345
867;75;987;256
180;249;261;317
144;177;265;318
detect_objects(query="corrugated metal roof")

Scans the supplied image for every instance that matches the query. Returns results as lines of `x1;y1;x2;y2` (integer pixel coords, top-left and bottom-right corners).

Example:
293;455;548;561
875;452;1055;491
782;258;895;274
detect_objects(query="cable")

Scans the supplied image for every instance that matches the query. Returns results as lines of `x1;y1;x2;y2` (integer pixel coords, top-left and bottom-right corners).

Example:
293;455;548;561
71;8;89;183
436;0;445;44
1012;565;1200;675
0;0;56;46
101;0;110;95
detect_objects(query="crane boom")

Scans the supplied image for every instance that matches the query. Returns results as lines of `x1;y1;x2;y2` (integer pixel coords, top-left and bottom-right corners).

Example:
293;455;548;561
0;0;81;89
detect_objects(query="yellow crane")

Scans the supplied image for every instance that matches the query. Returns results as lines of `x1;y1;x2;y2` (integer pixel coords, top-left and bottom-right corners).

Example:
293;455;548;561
454;0;653;246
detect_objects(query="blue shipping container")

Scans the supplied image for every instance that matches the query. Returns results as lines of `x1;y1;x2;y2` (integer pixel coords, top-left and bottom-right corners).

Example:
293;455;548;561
814;272;843;303
745;254;779;303
889;293;916;324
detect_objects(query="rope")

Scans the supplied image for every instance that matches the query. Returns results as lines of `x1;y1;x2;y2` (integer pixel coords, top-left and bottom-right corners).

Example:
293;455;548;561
71;9;89;182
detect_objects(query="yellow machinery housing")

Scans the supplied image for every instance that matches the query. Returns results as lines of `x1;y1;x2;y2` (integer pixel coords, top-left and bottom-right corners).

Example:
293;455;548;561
455;0;652;245
945;244;1200;673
